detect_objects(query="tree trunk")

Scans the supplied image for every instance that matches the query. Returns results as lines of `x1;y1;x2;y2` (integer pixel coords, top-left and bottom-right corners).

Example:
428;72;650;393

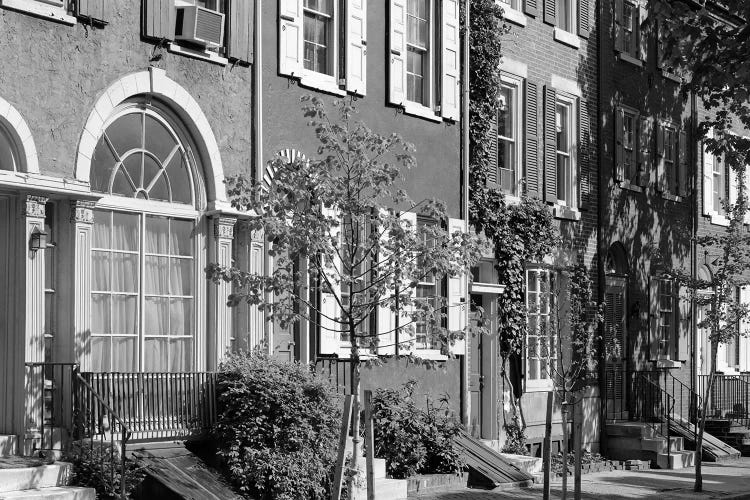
542;391;553;500
574;396;583;500
347;337;362;496
561;398;569;500
695;368;716;492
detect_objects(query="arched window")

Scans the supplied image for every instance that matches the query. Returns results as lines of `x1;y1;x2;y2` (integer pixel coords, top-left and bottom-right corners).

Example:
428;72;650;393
0;121;21;171
89;102;204;373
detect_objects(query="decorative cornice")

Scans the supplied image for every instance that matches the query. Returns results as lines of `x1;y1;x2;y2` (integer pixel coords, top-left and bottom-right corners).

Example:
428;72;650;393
213;216;237;239
22;195;47;218
70;200;96;224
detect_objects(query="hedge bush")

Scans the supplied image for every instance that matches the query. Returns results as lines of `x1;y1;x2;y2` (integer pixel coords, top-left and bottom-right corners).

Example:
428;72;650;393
214;351;341;500
64;443;146;499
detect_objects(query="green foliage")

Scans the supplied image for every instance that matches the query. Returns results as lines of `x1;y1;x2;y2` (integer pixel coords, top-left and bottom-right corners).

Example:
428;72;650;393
214;351;341;500
500;420;528;455
64;443;145;499
370;381;465;479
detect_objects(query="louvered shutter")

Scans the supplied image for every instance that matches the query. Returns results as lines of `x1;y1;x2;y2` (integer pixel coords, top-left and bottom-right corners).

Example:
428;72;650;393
389;0;408;106
524;0;538;17
638;5;649;62
377;209;396;355
441;0;460;121
543;86;557;203
578;98;591;210
729;160;738;206
678;285;690;361
227;0;254;64
614;107;624;182
447;218;467;356
649;277;660;360
144;0;175;40
578;0;590;38
678;129;689;197
279;0;303;77
656;20;665;69
656;122;667;192
614;0;624;53
346;0;367;96
543;0;556;25
703;137;715;215
740;287;750;372
637;115;651;187
525;81;541;198
77;0;107;24
396;211;417;354
486;117;499;188
319;205;342;355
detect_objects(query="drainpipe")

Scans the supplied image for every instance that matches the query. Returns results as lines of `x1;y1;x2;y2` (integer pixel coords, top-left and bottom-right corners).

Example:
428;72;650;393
596;0;607;454
691;90;698;401
460;0;470;428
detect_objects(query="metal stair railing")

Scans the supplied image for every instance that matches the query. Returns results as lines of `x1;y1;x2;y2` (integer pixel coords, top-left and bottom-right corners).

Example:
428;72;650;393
630;372;675;458
699;373;750;428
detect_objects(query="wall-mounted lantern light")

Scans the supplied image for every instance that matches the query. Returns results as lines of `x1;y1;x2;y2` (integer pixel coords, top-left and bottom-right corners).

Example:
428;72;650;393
29;228;47;253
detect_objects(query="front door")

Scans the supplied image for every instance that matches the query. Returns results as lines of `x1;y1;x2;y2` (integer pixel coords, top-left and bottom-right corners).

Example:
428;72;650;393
468;294;498;439
604;277;627;419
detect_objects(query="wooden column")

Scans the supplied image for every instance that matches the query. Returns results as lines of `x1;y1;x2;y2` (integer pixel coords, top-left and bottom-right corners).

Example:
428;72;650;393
207;216;236;370
69;200;95;371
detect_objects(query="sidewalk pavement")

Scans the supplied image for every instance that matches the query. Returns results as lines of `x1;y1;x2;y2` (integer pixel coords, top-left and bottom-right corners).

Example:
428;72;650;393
413;458;750;500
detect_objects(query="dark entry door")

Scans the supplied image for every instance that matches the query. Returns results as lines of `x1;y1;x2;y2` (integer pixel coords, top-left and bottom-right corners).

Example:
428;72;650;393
604;277;627;419
468;294;483;437
468;294;498;439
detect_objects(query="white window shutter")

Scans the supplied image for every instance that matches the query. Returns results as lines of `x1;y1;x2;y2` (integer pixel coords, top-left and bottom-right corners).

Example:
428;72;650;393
729;162;738;207
740;286;750;372
377;209;396;355
447;218;467;356
319;205;342;355
397;211;417;354
703;136;715;215
441;0;460;121
346;0;367;96
279;0;303;78
389;0;407;106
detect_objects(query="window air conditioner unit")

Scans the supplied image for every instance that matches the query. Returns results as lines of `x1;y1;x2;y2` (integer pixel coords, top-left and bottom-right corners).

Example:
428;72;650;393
175;5;225;48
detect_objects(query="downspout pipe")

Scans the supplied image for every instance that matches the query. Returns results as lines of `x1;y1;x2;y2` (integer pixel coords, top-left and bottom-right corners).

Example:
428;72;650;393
460;0;470;428
691;90;698;398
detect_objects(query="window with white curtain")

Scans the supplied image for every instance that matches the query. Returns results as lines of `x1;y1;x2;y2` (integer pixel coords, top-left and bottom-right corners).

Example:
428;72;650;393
89;104;200;373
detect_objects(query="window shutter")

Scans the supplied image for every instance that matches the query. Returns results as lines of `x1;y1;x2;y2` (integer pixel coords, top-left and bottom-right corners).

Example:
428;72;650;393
227;0;254;64
543;86;557;203
77;0;107;25
638;5;649;62
143;0;175;40
578;98;592;210
740;286;750;372
441;0;460;121
656;20;665;69
525;81;541;198
649;277;660;361
346;0;367;96
279;0;303;77
614;107;624;182
729;160;738;206
703;138;715;215
678;286;690;362
614;0;624;53
377;209;396;355
543;0;556;26
486;117;499;188
678;129;689;197
397;211;417;354
656;122;667;192
637;115;651;187
578;0;590;38
389;0;408;106
447;218;467;356
524;0;538;17
319;205;342;355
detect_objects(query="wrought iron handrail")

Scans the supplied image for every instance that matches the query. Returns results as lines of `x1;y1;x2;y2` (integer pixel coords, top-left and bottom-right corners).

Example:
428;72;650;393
660;370;702;431
632;372;674;457
314;357;352;394
699;373;750;428
24;362;79;452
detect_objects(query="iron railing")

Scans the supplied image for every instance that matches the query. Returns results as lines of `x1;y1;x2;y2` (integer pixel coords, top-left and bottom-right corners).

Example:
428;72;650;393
80;372;218;439
698;373;750;427
314;357;352;394
24;362;78;452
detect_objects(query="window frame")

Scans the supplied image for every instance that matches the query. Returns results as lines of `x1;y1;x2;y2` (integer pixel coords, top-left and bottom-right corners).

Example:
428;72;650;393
302;0;336;80
525;267;558;391
404;0;437;116
1;0;76;24
555;0;577;34
621;106;639;185
413;217;447;356
498;73;524;199
621;0;638;59
656;277;677;360
555;93;578;208
663;124;678;195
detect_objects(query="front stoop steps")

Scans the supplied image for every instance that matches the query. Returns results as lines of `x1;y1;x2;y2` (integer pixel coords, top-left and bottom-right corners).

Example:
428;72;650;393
0;462;95;500
607;423;694;469
345;439;408;500
705;419;750;455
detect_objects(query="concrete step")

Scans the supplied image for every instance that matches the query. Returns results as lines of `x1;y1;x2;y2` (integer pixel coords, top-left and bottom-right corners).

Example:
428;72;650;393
0;463;72;493
350;477;408;500
0;486;95;499
642;436;684;453
656;450;694;470
0;435;18;458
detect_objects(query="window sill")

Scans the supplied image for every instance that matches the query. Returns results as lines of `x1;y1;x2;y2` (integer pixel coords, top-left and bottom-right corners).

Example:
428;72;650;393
470;282;506;295
553;28;580;49
299;72;347;97
616;51;643;68
661;69;682;83
2;0;76;24
708;212;730;227
403;102;443;123
413;349;449;361
660;192;683;202
654;358;682;369
619;180;643;193
525;380;554;392
503;193;522;205
168;43;228;66
553;204;581;221
502;6;527;26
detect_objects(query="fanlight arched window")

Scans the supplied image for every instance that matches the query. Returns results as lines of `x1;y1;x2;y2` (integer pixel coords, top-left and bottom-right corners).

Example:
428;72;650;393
0;121;21;171
90;107;196;205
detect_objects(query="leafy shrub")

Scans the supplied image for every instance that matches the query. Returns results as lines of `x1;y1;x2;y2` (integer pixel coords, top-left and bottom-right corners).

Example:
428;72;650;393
371;381;465;479
65;442;145;499
214;351;341;500
500;420;528;455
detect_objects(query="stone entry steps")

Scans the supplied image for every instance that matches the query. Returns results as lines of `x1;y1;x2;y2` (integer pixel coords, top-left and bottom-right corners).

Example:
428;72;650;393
345;437;408;500
704;419;750;455
606;422;694;469
0;462;95;500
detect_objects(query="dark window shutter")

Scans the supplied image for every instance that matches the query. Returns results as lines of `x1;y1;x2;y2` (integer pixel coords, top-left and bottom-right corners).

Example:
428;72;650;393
614;107;624;182
614;0;624;53
227;0;254;64
638;5;649;61
525;0;538;17
543;85;557;203
144;0;176;40
648;277;660;361
77;0;107;25
578;0;590;38
578;98;591;210
678;129;689;196
637;115;651;187
525;81;540;198
656;122;667;192
486;116;499;188
543;0;556;26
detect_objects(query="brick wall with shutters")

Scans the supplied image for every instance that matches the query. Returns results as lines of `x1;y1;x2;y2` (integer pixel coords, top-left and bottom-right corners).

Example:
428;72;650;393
0;1;253;180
